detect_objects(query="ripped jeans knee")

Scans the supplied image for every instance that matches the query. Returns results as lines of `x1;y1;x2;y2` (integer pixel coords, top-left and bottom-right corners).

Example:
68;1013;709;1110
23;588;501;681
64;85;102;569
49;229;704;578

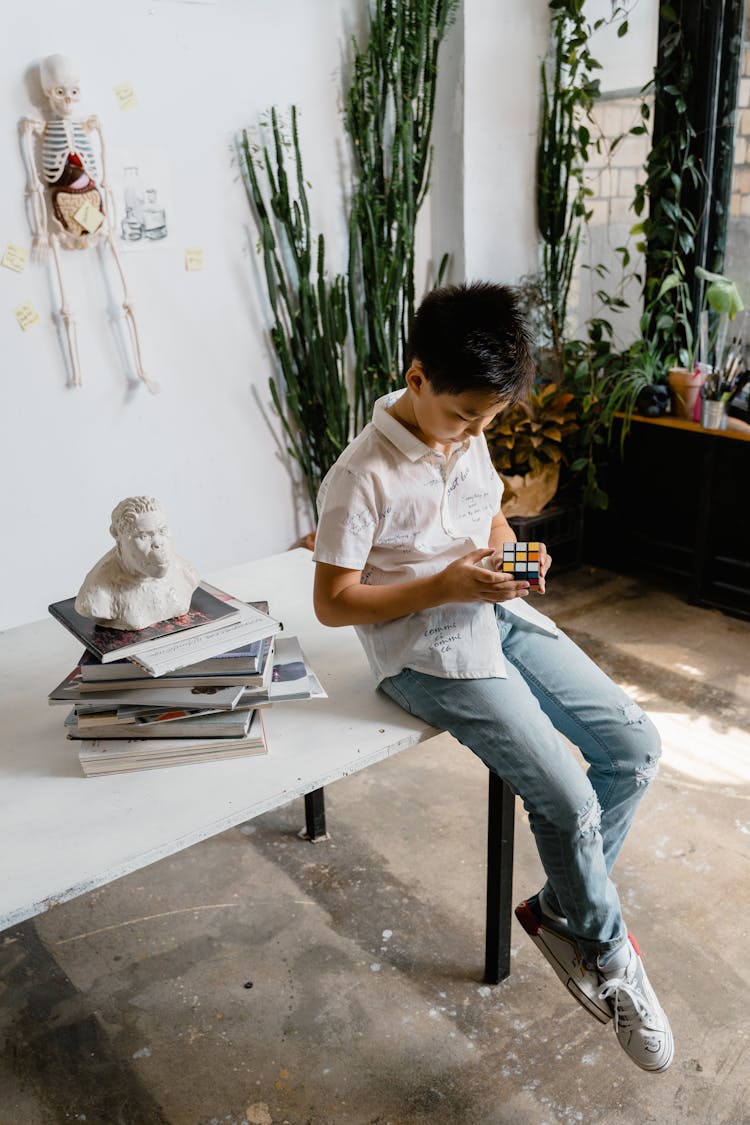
618;701;662;788
577;792;602;837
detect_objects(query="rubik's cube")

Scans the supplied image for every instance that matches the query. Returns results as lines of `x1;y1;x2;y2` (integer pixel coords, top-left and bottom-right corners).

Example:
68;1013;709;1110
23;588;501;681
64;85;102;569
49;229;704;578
500;542;542;587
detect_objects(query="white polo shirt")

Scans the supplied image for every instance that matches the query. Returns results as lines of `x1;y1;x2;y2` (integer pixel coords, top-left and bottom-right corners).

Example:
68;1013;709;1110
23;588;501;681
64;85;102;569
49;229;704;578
313;390;558;684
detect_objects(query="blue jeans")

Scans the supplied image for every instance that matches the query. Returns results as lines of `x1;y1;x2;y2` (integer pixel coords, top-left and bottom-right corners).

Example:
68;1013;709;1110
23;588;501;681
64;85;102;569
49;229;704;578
380;604;662;960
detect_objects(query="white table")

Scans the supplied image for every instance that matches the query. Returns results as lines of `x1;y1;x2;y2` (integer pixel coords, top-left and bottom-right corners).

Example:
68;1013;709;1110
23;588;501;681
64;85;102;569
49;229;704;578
0;549;515;982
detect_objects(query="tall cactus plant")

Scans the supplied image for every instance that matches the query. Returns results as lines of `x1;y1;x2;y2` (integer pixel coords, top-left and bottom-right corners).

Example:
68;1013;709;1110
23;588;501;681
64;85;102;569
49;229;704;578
346;0;459;428
241;2;457;518
240;108;350;521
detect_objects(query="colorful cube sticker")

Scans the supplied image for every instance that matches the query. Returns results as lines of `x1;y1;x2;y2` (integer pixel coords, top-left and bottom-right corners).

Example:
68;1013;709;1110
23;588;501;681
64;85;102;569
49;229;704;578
502;541;541;586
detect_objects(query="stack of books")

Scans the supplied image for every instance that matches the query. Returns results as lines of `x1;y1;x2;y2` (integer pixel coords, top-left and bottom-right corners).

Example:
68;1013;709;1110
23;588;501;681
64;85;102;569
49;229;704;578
47;583;323;776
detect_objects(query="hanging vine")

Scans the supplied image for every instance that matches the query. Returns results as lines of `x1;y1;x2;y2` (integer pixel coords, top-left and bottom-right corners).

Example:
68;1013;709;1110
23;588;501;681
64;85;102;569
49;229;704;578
536;0;632;509
632;3;699;370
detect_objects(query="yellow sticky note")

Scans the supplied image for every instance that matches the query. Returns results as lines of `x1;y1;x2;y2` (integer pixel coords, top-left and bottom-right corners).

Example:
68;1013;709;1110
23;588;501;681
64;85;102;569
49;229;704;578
14;301;41;331
114;82;138;111
73;203;105;233
185;248;205;271
2;243;28;273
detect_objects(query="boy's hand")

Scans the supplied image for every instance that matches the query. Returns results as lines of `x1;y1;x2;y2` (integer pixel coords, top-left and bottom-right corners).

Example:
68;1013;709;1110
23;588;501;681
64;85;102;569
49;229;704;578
484;542;553;594
437;548;530;604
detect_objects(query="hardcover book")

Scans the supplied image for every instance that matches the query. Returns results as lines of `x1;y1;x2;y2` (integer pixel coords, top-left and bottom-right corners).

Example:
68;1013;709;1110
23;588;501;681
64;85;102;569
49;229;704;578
48;584;240;663
78;601;272;680
76;636;274;692
49;666;247;711
66;706;256;740
76;711;268;776
129;609;279;677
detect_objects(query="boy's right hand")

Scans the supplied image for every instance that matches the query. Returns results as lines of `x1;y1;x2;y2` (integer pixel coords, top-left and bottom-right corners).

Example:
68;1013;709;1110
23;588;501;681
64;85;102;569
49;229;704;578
437;548;530;604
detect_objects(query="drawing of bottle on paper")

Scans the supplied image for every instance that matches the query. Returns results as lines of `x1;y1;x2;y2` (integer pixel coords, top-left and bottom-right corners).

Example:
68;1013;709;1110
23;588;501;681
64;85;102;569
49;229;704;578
142;188;166;240
115;153;173;251
121;166;145;241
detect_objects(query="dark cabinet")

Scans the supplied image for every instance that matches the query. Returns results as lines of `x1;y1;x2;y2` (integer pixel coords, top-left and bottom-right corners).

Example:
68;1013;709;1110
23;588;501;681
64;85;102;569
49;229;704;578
583;415;750;619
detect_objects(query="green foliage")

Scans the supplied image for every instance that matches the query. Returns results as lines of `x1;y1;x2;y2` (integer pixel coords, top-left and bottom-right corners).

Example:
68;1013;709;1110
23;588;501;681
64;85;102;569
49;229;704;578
694;265;745;376
536;1;633;507
346;0;458;428
241;3;457;518
537;0;630;359
635;3;700;369
486;382;579;477
600;330;663;449
240;108;350;521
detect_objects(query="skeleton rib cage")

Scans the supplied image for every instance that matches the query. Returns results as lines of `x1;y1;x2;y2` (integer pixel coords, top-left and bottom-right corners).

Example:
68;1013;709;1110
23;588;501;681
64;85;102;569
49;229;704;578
42;118;99;184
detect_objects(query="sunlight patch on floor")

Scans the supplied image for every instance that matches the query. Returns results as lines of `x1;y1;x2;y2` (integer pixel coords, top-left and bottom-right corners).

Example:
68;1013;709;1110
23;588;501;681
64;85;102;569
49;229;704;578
649;710;750;787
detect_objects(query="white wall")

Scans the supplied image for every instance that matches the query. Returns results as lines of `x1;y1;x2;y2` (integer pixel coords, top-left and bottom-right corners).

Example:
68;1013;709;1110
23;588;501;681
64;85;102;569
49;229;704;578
462;0;549;284
1;0;545;629
585;0;659;94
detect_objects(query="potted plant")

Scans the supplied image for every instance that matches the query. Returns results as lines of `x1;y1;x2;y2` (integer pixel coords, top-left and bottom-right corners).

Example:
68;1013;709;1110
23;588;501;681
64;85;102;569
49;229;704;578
485;382;579;517
667;267;744;420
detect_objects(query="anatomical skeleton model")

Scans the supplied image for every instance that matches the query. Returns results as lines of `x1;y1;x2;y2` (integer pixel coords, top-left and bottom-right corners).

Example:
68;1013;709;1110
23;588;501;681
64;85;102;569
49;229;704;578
20;55;156;392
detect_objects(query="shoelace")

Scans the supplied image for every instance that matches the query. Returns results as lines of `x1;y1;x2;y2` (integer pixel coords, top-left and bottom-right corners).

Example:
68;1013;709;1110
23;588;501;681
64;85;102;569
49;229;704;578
597;974;656;1033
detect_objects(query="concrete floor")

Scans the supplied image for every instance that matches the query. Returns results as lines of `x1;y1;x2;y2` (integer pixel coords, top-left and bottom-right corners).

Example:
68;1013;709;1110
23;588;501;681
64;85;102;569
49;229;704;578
2;566;749;1125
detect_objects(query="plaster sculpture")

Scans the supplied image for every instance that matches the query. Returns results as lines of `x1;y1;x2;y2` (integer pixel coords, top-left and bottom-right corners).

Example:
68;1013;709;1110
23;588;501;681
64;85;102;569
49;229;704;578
20;55;156;392
75;497;200;630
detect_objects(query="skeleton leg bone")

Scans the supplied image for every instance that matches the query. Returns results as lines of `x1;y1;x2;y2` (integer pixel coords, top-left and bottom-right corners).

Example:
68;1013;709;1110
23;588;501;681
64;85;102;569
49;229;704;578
104;232;158;395
48;232;83;387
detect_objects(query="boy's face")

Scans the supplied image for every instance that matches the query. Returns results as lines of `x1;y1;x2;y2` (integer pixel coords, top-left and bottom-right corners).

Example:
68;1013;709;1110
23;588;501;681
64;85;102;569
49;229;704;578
409;371;505;448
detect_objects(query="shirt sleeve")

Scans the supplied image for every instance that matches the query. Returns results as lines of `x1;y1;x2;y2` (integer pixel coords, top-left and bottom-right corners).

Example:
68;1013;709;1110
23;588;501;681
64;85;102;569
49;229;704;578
312;463;379;571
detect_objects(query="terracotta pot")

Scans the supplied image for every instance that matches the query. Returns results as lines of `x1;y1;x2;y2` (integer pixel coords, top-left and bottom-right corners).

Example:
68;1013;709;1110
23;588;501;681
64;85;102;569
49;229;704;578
500;462;560;517
668;367;706;420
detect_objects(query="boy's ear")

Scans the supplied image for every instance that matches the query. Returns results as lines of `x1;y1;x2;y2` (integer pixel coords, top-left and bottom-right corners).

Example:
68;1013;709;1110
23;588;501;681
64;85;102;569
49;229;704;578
405;360;428;394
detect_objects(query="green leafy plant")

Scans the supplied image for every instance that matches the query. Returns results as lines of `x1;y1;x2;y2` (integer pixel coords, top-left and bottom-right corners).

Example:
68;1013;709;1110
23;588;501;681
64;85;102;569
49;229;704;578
535;1;635;509
486;382;579;477
241;3;458;519
346;0;458;428
631;4;700;370
537;0;631;367
600;330;664;447
240;108;350;520
695;266;745;400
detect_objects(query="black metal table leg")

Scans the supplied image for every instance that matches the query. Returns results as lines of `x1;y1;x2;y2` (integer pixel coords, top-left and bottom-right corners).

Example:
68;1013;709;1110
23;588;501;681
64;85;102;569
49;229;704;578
301;787;330;843
484;771;515;984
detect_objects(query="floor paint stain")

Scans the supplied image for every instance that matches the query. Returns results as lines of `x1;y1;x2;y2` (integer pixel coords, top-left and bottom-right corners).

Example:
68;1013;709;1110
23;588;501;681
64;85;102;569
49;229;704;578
245;1104;273;1125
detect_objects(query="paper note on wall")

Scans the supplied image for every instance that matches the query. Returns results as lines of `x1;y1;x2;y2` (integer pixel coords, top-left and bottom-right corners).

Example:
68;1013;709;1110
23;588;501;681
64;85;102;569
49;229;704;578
74;203;105;234
2;243;28;273
184;248;205;271
14;302;41;331
114;82;138;111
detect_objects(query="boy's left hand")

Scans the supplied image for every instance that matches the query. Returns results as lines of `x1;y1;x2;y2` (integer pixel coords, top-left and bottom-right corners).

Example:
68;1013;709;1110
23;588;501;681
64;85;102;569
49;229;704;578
537;543;552;594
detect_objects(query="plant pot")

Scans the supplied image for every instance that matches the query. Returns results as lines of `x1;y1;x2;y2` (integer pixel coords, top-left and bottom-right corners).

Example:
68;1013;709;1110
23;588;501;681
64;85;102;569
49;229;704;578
500;463;560;517
668;367;706;420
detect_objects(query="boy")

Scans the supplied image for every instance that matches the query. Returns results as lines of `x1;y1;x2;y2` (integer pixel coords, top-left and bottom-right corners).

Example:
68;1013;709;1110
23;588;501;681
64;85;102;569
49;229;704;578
312;282;672;1073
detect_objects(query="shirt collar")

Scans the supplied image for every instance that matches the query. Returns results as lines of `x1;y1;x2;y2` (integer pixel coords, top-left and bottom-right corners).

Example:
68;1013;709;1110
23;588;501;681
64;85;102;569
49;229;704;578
372;390;471;463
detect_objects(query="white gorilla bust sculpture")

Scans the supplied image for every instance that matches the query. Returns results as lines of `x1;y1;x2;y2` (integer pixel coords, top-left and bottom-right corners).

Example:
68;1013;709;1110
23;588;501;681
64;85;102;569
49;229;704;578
75;496;200;630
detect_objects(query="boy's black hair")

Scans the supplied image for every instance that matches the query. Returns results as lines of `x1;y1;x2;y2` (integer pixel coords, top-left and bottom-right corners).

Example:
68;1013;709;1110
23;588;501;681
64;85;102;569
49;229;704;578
404;281;534;403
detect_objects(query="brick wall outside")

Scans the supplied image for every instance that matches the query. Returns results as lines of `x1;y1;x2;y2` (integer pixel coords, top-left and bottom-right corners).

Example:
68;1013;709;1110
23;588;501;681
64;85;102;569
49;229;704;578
571;95;652;345
578;12;750;335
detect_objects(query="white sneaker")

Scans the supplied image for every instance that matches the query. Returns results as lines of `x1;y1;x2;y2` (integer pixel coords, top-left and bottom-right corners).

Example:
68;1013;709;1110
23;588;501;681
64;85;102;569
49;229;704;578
515;895;612;1024
597;935;674;1072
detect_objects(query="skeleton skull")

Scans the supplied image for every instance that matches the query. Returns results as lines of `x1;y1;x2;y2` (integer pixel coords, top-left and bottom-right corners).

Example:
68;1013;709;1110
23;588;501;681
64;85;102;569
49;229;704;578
40;54;80;117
